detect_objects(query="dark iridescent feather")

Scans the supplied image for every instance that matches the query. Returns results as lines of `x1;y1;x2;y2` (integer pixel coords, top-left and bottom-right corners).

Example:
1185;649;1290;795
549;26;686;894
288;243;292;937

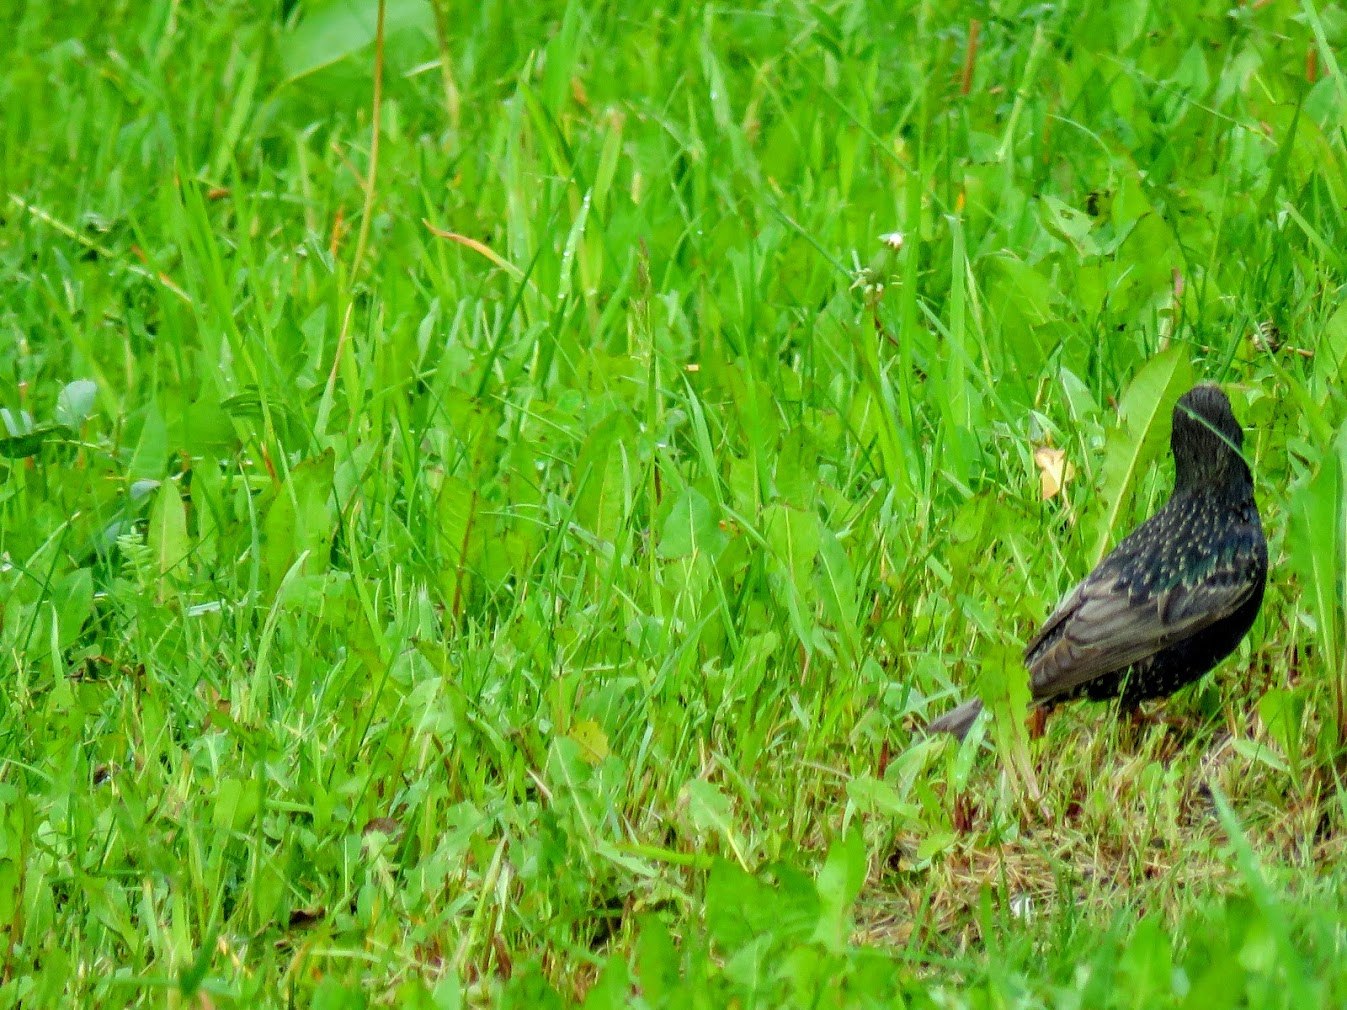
928;384;1267;740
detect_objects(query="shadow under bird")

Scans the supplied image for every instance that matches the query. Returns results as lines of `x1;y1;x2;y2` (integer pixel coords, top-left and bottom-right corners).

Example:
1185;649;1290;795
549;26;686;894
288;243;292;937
928;384;1267;740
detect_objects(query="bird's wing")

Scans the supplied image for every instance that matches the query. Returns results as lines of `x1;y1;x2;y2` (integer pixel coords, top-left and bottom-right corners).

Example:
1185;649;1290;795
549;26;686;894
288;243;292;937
1025;527;1264;702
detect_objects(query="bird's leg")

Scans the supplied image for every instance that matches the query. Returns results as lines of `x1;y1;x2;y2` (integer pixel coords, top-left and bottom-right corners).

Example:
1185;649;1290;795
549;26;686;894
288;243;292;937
1027;705;1049;740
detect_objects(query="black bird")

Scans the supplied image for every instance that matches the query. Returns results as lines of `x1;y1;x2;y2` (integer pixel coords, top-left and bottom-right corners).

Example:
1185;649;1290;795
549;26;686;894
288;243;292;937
928;384;1267;740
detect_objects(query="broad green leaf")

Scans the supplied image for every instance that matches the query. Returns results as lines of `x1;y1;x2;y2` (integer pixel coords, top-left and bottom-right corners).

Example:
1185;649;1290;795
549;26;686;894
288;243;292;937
684;779;733;836
128;402;168;481
1116;215;1180;308
764;502;820;651
1316;301;1347;396
978;640;1037;797
52;567;94;651
983;251;1059;362
55;379;98;428
1258;688;1307;780
845;775;920;821
812;828;866;953
703;859;777;950
814;526;858;662
191;457;224;568
262;450;336;595
1091;348;1194;563
279;0;434;81
774;425;820;508
572;415;633;546
1117;915;1176;996
431;975;464;1010
657;486;725;559
213;778;259;832
0;424;74;459
634;917;679;1003
149;479;190;593
1109;170;1153;235
682;780;744;866
182;398;239;454
436;473;481;611
1287;424;1346;697
1039;195;1099;257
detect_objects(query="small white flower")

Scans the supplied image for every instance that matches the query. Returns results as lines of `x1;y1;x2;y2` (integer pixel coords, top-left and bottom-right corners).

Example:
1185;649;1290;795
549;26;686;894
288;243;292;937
879;231;905;250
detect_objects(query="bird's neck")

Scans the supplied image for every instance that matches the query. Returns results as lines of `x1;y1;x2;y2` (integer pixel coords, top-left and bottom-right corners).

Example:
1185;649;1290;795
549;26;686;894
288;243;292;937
1172;463;1255;506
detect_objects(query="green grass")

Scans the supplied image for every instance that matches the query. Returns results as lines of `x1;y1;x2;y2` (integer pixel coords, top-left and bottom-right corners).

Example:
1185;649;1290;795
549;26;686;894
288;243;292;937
2;0;1347;1006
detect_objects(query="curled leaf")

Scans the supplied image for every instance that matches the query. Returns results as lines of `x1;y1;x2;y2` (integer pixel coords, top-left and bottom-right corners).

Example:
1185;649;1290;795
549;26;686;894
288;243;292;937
1033;445;1075;500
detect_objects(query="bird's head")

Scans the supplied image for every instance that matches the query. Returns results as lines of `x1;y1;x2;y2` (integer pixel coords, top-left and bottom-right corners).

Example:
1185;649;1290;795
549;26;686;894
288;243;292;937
1171;384;1251;494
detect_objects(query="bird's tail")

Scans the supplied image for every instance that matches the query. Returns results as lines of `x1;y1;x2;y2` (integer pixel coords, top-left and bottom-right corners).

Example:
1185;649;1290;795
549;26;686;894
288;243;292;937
926;698;984;740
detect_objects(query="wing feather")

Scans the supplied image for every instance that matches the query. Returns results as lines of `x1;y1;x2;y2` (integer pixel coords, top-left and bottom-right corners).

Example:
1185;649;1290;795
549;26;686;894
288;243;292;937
1025;522;1263;701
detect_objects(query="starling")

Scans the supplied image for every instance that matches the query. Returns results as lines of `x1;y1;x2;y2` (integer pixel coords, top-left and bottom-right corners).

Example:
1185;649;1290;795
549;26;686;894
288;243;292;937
928;384;1267;740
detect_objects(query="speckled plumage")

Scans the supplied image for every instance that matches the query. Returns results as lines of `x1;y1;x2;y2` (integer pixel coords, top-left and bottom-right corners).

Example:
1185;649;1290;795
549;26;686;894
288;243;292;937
928;384;1267;740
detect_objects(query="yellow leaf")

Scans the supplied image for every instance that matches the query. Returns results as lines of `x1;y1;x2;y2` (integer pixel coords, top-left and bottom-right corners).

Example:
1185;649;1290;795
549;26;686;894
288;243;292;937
568;719;609;765
1033;445;1076;500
